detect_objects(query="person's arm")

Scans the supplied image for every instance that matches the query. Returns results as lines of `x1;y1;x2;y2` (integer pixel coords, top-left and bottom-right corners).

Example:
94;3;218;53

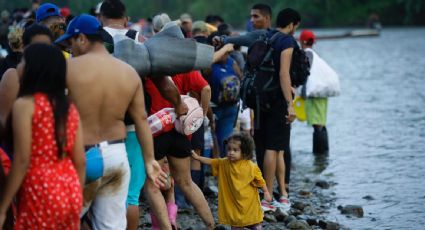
252;165;272;202
0;98;33;226
0;69;20;126
261;184;272;202
70;118;85;189
200;85;211;117
212;44;234;63
128;75;167;188
213;30;268;47
151;76;188;117
191;151;213;165
280;48;296;123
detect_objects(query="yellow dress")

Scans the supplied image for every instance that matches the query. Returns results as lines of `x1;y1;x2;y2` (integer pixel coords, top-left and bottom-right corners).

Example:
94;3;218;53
211;158;265;227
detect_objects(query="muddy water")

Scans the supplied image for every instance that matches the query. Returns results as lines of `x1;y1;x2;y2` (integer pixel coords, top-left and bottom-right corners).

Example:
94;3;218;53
291;28;425;229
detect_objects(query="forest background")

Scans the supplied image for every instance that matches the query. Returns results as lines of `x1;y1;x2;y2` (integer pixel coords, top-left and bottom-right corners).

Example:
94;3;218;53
1;0;424;28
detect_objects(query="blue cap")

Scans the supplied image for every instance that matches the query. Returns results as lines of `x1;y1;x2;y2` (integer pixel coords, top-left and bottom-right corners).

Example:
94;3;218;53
55;14;103;44
36;3;61;23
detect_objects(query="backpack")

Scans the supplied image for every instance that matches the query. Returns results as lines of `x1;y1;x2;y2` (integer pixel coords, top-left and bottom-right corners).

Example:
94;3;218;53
290;46;310;87
240;32;310;112
211;58;240;105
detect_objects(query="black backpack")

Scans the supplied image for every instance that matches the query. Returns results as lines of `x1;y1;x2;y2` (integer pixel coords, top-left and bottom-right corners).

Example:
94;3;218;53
290;46;310;87
240;32;310;112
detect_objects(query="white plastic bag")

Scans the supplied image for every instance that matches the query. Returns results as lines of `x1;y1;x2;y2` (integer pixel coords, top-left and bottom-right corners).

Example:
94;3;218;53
305;48;341;97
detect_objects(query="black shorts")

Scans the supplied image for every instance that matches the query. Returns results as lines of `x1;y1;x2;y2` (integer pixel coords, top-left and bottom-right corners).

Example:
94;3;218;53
153;129;191;160
254;99;291;152
191;125;204;151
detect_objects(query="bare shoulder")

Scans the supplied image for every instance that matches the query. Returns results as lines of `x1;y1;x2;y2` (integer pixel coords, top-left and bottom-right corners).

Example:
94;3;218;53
13;97;34;115
114;57;141;82
1;68;19;83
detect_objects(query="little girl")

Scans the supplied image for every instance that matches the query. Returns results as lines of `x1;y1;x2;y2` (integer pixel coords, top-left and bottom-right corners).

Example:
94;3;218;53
192;132;272;229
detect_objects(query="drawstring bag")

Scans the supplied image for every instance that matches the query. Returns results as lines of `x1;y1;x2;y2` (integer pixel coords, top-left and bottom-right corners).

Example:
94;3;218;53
174;95;204;135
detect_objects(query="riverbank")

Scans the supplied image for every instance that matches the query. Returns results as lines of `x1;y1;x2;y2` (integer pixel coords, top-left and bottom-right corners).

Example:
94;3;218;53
138;153;344;230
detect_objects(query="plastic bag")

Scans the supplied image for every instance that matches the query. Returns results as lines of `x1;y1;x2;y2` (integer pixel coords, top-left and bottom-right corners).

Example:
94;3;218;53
305;48;341;98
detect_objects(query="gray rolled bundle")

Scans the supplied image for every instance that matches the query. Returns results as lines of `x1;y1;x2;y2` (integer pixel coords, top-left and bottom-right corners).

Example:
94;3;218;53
114;22;214;77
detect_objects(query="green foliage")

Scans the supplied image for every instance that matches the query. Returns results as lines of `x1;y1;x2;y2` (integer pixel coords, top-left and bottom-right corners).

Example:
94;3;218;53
1;0;424;27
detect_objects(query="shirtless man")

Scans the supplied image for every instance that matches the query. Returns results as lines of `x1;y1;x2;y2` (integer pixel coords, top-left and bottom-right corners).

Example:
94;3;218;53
56;14;166;230
99;1;187;229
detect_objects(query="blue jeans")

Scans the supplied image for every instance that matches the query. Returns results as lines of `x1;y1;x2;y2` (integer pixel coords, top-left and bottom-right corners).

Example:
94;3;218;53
213;105;239;157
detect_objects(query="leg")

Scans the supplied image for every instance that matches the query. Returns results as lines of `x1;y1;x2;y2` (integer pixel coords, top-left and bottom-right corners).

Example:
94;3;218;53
250;223;263;230
125;131;147;230
191;125;205;188
144;179;172;230
284;146;291;194
214;106;238;157
89;144;130;230
275;151;288;197
126;206;140;230
253;128;265;172
168;156;215;229
263;150;277;195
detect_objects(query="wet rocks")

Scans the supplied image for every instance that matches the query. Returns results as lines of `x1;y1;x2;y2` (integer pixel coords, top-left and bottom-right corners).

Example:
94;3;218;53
318;220;340;230
274;208;288;221
264;212;277;222
292;201;309;211
299;190;313;197
362;195;375;201
338;205;364;218
287;219;311;230
315;180;330;189
284;215;297;224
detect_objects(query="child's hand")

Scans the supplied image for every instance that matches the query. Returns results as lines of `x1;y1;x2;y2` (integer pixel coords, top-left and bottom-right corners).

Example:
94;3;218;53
264;191;272;203
191;150;199;160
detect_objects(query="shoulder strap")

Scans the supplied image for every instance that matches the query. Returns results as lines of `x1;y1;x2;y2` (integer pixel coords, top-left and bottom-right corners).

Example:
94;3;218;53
269;31;282;44
125;29;138;40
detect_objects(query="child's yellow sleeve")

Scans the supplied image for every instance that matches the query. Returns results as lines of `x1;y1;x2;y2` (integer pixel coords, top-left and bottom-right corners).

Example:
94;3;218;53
211;158;220;177
251;164;266;187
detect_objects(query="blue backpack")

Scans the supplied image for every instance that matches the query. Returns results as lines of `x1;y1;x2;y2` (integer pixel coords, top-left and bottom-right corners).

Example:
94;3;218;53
211;58;240;105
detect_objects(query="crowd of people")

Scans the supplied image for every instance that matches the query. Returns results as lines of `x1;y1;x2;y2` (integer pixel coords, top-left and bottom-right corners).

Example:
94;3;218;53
0;0;334;229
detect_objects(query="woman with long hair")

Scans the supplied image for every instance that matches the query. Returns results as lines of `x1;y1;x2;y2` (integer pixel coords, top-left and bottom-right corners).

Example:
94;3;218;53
0;43;85;229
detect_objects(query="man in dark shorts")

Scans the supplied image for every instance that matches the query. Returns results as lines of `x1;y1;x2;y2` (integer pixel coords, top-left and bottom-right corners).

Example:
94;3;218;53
257;8;300;213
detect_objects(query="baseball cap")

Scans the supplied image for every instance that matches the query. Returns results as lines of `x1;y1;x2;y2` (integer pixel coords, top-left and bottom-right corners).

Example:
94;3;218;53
299;30;316;43
192;21;208;34
180;13;192;23
55;14;104;44
60;7;71;18
36;3;61;23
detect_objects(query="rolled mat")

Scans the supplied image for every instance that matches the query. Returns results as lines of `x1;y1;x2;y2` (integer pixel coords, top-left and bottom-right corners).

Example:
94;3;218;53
114;23;214;77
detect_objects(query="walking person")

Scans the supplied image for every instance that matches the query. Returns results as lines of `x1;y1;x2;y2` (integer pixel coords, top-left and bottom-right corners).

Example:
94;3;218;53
55;14;167;229
99;5;188;229
192;132;271;229
0;44;85;229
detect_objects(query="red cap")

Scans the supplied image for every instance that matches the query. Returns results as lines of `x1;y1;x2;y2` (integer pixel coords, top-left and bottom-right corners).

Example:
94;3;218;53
300;30;316;43
60;7;71;18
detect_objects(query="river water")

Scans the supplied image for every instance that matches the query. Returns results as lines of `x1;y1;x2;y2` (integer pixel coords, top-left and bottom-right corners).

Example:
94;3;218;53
291;28;425;229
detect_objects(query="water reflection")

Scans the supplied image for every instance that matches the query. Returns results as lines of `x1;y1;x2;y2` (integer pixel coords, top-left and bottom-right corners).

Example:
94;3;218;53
313;153;329;174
